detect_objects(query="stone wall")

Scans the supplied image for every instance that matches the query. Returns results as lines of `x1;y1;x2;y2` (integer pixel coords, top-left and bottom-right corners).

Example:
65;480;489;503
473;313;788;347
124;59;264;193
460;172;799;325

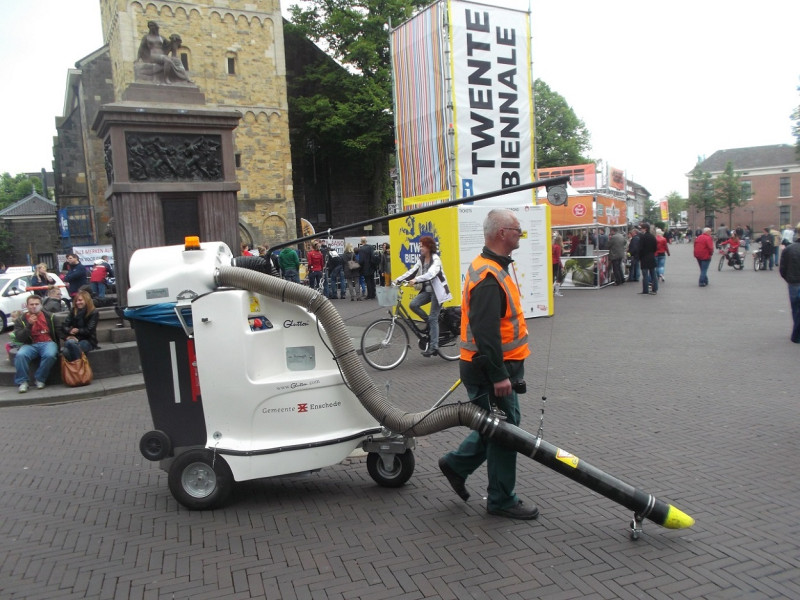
78;50;115;238
3;218;61;268
98;0;295;246
53;109;88;205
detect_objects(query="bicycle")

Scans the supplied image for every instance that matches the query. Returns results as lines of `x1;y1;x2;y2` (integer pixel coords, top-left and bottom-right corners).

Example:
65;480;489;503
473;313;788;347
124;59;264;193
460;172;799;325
360;284;461;370
718;246;744;271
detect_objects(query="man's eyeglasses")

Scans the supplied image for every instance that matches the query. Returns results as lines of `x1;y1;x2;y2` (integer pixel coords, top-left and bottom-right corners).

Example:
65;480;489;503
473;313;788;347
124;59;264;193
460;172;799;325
502;227;523;234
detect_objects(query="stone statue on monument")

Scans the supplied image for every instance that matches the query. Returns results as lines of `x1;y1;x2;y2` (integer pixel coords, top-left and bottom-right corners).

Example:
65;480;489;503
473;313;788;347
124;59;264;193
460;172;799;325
135;21;193;85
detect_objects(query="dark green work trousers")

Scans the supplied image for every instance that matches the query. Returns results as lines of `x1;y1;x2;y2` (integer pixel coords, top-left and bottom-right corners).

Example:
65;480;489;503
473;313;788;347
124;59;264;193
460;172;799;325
442;360;524;511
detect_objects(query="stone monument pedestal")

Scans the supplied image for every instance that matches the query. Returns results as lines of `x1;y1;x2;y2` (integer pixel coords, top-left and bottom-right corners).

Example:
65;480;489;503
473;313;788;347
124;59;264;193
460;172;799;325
93;100;241;306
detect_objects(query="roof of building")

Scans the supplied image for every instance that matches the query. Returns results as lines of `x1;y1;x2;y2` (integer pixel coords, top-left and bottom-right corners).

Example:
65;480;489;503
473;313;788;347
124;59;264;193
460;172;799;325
698;144;799;172
0;192;57;217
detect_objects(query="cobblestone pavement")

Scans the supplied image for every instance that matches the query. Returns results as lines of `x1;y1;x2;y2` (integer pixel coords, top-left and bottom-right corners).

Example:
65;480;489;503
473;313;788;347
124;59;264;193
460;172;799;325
1;243;798;599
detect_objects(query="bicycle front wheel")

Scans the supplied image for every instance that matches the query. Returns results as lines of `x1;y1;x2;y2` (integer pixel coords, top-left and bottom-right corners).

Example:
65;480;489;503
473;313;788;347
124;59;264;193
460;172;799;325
718;256;724;271
361;319;409;370
436;333;461;361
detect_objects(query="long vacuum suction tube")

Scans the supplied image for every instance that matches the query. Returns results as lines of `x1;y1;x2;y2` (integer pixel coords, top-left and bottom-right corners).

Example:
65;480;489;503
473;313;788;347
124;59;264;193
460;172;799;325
215;266;694;531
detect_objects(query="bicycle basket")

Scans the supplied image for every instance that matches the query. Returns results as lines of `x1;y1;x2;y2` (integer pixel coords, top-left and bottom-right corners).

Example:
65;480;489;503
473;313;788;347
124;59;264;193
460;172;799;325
376;286;399;307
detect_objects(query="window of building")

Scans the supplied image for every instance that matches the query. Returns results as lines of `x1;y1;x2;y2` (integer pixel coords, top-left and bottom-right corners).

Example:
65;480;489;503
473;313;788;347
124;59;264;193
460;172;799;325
227;57;236;75
235;153;242;168
180;53;189;71
779;177;791;197
779;205;791;227
740;180;752;200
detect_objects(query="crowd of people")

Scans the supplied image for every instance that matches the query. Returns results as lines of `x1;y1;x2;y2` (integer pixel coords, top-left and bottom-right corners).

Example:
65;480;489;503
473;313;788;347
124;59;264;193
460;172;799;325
9;254;115;394
242;238;393;302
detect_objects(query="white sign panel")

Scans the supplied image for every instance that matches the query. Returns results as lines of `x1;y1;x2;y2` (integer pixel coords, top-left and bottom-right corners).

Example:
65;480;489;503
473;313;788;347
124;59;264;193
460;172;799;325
457;204;550;318
450;0;534;201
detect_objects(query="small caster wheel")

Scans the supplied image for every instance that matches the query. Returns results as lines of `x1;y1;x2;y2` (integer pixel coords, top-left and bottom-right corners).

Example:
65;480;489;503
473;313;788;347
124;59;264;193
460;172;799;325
629;518;642;540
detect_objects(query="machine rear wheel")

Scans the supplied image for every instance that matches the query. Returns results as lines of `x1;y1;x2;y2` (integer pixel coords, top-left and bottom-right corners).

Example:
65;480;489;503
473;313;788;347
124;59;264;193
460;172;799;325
367;449;415;487
734;259;744;270
139;430;172;461
168;449;233;510
361;319;409;370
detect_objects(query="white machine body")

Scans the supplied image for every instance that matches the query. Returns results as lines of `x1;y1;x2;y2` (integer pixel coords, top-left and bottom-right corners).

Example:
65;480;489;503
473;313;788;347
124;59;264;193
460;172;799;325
127;241;233;307
128;240;385;485
191;289;381;481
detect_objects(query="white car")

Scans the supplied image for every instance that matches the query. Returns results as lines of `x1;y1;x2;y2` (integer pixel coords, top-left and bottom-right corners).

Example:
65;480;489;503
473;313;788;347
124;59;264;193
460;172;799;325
0;272;70;331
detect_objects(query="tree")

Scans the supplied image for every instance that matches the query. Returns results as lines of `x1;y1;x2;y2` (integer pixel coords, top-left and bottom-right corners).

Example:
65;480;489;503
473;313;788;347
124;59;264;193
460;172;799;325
534;80;592;168
642;198;661;224
0;172;45;209
686;162;717;228
287;0;429;224
715;161;747;230
664;191;687;225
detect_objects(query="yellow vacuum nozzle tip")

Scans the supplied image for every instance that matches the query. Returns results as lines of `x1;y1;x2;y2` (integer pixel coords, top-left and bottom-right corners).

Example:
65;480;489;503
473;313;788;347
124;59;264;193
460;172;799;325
663;505;695;529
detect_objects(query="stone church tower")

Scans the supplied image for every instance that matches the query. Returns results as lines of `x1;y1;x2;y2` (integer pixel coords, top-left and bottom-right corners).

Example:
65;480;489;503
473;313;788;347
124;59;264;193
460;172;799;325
97;0;295;246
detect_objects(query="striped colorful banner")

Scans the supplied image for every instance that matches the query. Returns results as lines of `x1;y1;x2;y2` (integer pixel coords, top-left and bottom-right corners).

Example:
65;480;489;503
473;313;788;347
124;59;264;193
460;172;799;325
391;2;450;202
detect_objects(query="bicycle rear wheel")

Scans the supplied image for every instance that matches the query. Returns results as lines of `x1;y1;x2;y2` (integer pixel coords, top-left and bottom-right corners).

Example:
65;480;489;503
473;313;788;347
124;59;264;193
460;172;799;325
436;334;461;361
361;319;409;370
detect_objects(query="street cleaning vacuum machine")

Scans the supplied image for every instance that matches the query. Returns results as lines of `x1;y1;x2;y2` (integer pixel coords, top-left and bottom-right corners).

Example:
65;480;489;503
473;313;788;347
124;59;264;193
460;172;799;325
128;238;694;539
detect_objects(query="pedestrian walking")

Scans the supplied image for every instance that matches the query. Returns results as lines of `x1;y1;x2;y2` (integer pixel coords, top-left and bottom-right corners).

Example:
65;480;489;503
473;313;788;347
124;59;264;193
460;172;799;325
655;228;670;282
778;222;800;343
438;208;538;520
694;227;714;287
638;223;658;295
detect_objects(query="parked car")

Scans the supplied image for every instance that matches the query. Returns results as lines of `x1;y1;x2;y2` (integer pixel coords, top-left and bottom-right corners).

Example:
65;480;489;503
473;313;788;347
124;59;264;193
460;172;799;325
0;274;34;331
0;270;70;331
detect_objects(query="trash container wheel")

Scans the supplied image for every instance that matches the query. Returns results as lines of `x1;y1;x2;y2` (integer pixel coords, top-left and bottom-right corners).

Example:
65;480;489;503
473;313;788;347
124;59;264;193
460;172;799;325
168;449;233;510
139;430;172;461
366;449;415;488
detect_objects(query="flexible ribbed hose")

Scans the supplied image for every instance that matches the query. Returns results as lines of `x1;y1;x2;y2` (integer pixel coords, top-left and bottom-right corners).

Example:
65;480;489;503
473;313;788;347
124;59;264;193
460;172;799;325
215;266;490;436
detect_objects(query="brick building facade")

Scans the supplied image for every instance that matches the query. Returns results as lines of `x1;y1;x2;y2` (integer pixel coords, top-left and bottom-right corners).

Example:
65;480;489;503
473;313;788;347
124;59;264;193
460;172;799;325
688;144;800;234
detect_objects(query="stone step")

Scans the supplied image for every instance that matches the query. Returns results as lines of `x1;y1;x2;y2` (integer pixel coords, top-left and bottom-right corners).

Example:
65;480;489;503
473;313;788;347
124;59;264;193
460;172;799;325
50;307;136;344
2;341;141;386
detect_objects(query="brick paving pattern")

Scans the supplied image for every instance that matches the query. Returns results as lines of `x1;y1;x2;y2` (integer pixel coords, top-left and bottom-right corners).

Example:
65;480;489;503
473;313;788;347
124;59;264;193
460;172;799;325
1;242;798;599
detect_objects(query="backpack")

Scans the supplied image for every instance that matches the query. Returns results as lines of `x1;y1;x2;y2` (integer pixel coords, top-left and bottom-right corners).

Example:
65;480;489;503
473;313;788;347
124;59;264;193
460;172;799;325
371;249;382;269
440;307;462;336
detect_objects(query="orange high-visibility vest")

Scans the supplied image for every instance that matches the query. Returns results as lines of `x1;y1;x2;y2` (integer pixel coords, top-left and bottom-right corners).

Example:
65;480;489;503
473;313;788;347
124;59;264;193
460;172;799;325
460;256;530;362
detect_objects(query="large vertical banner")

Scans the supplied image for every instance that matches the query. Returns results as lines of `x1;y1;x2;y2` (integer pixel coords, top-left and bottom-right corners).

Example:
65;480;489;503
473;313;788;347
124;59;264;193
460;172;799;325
456;205;551;317
391;2;450;206
449;0;535;204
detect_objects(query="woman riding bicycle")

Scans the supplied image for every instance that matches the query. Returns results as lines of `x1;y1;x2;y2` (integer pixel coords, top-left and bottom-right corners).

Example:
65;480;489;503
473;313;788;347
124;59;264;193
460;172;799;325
393;236;452;357
722;233;742;266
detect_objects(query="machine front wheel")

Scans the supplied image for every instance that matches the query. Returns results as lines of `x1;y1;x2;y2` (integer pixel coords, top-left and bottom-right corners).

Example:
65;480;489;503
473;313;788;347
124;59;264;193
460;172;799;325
367;449;415;488
361;319;409;370
754;256;761;271
139;430;172;461
168;449;233;510
718;256;724;271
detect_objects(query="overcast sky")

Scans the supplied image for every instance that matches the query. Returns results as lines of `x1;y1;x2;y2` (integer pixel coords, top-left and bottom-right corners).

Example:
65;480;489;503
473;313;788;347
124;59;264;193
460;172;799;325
1;0;797;200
